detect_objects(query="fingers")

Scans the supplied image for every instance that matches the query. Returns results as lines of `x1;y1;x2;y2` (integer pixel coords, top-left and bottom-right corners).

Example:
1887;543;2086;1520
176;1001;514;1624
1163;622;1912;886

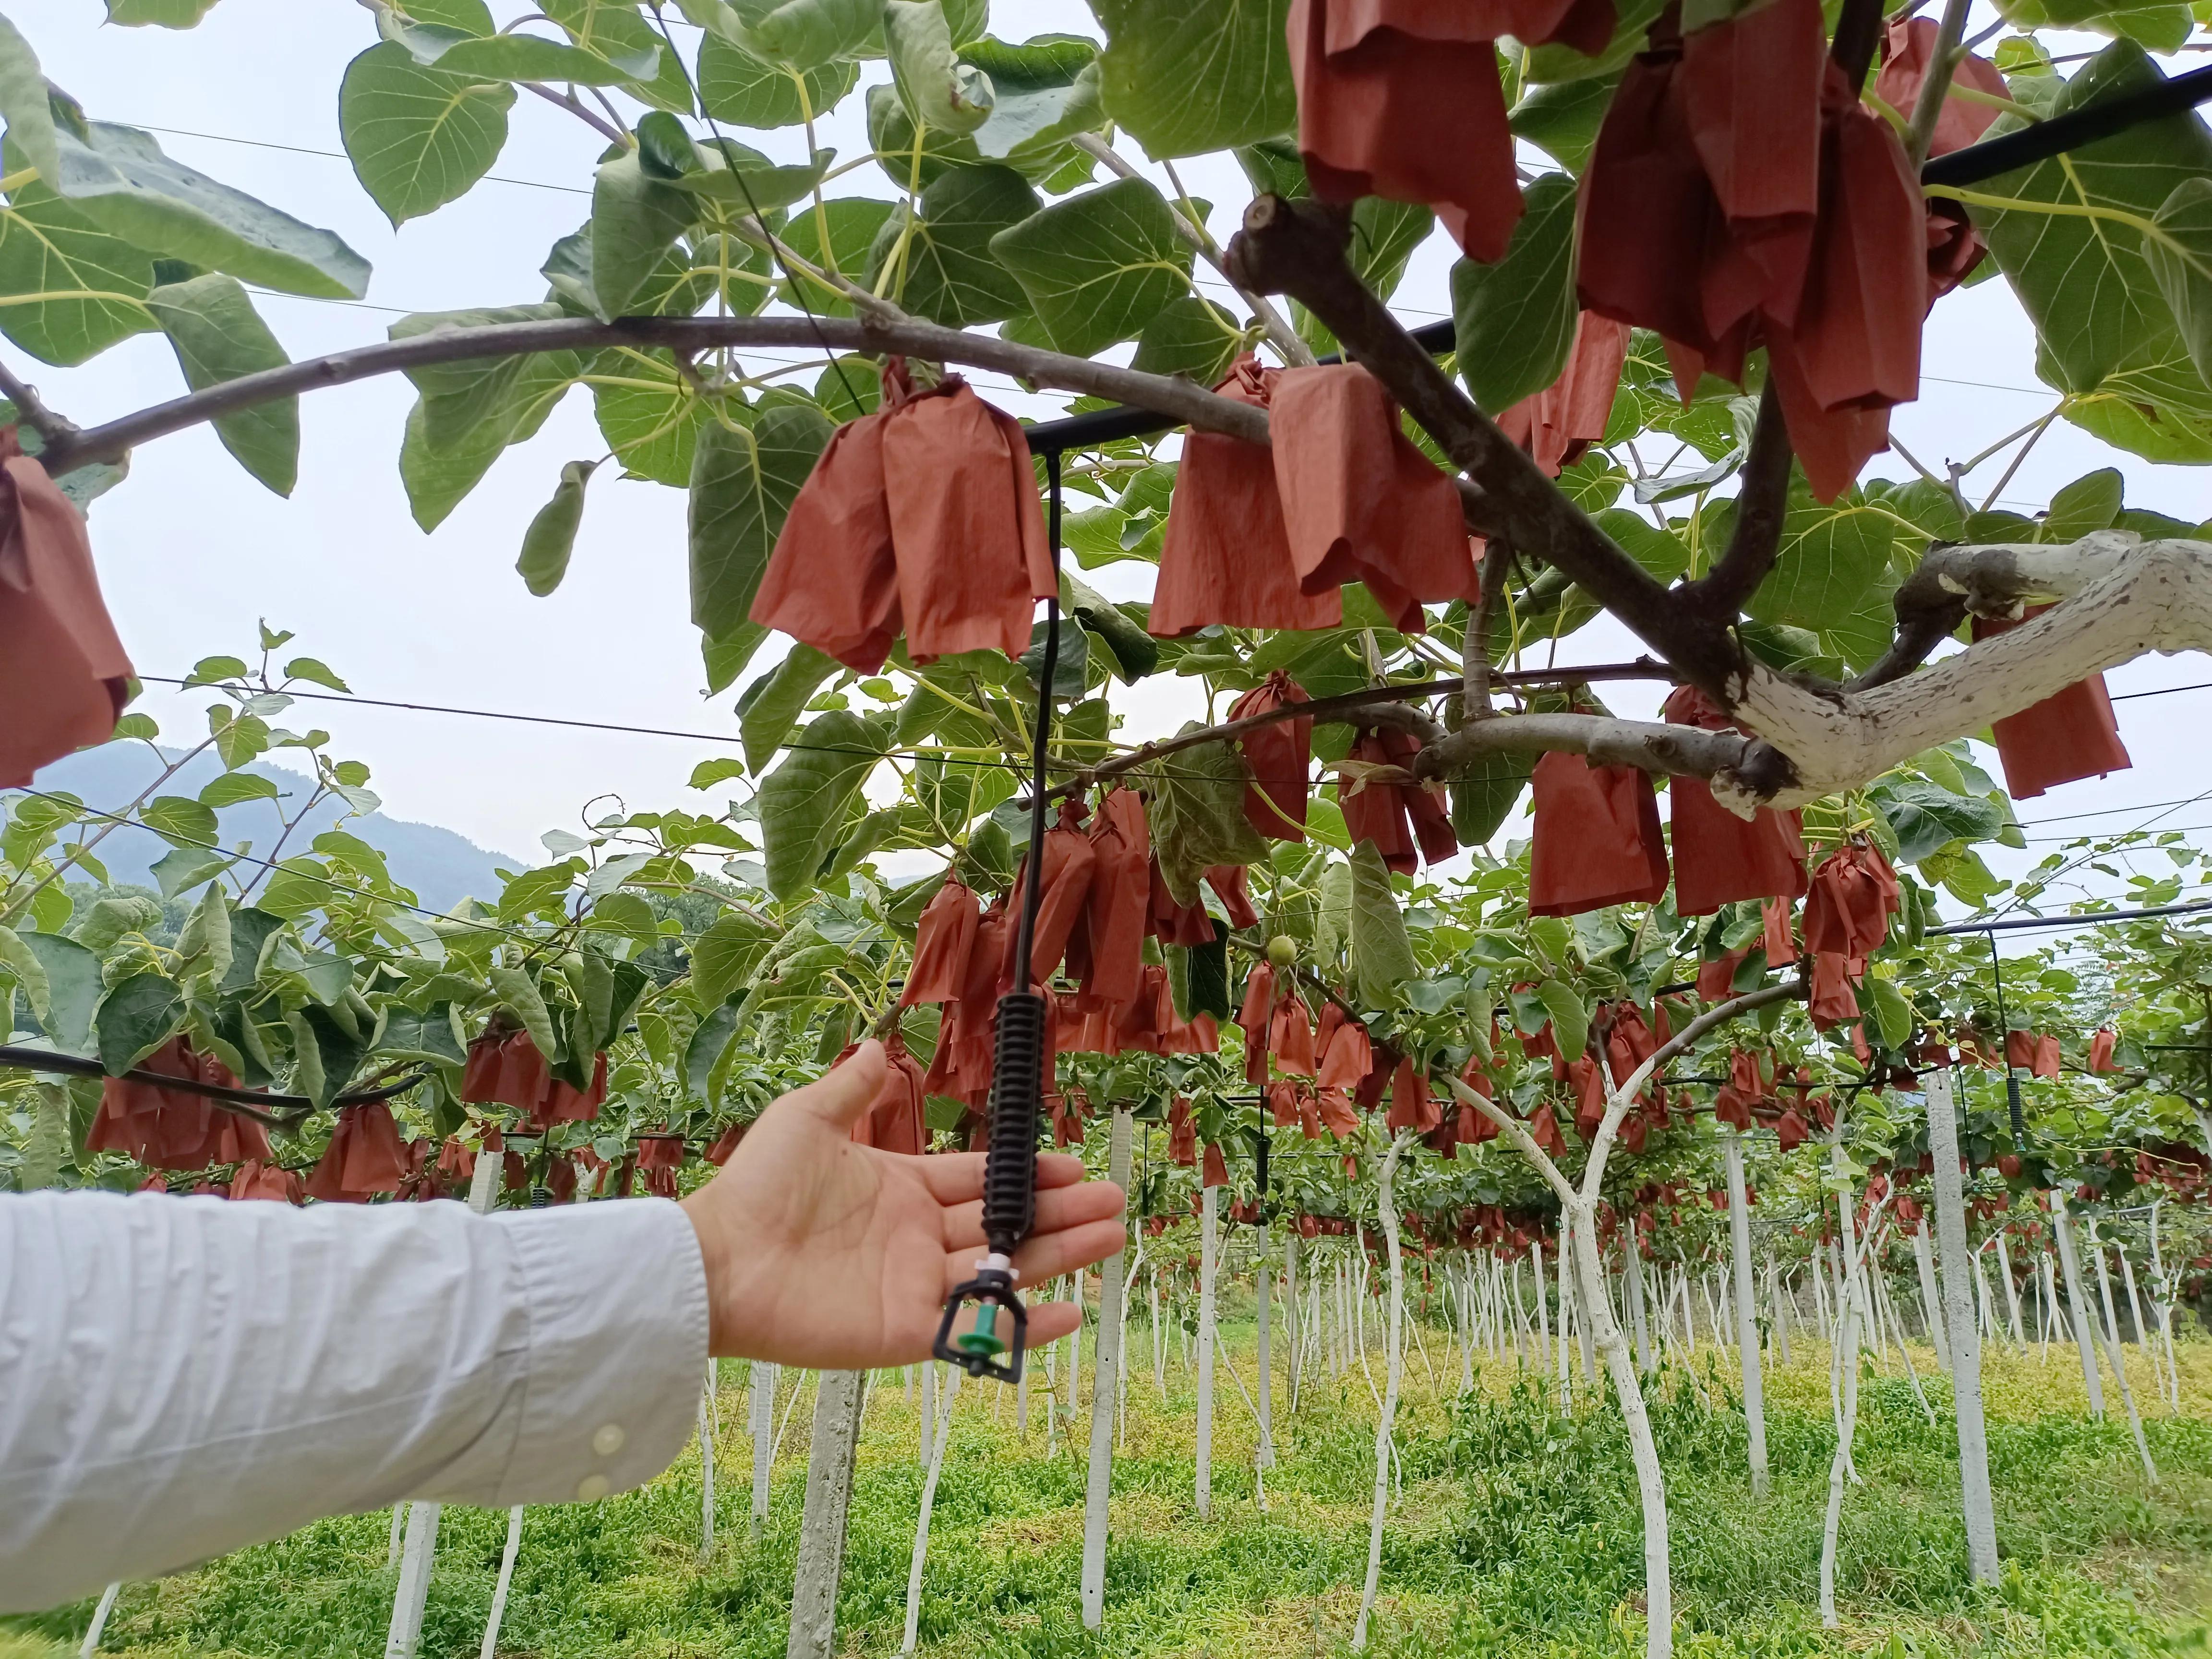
938;1208;1127;1298
914;1149;1090;1205
774;1039;884;1132
937;1176;1126;1254
1022;1300;1082;1347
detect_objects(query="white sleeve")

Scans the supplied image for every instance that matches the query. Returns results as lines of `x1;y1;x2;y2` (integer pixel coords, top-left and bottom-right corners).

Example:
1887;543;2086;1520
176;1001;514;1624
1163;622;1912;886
0;1190;710;1612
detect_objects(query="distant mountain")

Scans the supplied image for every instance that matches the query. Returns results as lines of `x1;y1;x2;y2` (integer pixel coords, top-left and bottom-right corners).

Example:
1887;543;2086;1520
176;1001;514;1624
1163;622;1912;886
11;746;522;914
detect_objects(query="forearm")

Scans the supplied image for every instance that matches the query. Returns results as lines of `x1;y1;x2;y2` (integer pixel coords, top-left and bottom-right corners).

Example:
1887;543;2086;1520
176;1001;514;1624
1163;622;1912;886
0;1191;708;1611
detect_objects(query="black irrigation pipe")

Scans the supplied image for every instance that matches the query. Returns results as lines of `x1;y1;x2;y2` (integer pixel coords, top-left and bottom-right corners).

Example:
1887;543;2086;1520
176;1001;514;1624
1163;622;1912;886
1927;897;2212;936
1023;70;2212;461
0;1043;428;1126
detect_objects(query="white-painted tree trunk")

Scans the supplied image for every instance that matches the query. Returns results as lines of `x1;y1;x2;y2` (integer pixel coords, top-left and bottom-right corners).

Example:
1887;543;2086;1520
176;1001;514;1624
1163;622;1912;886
1923;1070;1998;1583
1912;1220;1952;1370
1553;1225;1574;1407
786;1370;866;1659
2089;1238;2158;1484
1531;1241;1551;1372
386;1508;406;1569
1256;1220;1274;1467
1195;1183;1218;1520
1353;1133;1413;1652
1995;1231;2026;1350
751;1360;779;1533
479;1506;524;1659
78;1583;121;1657
1722;1132;1768;1497
1284;1226;1301;1414
2050;1193;2106;1415
1081;1105;1133;1628
2146;1206;2182;1413
1768;1258;1791;1367
901;1365;960;1655
1821;1150;1881;1629
698;1371;717;1560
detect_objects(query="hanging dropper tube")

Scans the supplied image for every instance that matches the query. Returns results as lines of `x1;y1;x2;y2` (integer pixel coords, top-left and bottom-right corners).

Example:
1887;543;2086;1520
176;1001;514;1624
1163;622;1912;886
934;451;1065;1382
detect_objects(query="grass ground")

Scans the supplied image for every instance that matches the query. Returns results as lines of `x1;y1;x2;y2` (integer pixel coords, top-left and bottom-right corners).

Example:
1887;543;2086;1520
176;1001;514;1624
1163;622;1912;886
11;1311;2212;1659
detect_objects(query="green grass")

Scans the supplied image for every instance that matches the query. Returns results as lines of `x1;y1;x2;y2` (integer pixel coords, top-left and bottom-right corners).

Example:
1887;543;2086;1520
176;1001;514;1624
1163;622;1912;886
12;1327;2212;1659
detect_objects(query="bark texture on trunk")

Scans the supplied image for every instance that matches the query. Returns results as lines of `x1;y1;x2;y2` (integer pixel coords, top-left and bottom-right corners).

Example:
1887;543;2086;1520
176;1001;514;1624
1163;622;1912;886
786;1371;866;1659
1924;1071;1998;1582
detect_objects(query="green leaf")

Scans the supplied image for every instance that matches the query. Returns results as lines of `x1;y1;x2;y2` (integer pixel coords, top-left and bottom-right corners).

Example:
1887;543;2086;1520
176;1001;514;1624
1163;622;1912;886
1523;0;1664;82
284;656;350;694
989;176;1193;358
517;458;598;596
0;922;49;1022
149;843;232;897
2040;467;2125;540
1349;842;1418;1008
95;971;183;1075
487;963;561;1065
197;771;279;809
218;907;285;996
105;0;220;23
2147;175;2212;388
741;643;842;771
1869;777;2007;864
667;134;832;215
1738;482;1906;671
1144;724;1267;905
338;41;516;227
759;709;888;900
1092;0;1294;159
589;151;698;319
690;756;747;789
144;273;297;495
139;793;218;847
1130;293;1246;382
1509;72;1620;174
380;1003;468;1066
691;912;779;1008
1451;752;1529;847
17;931;100;1053
1062;567;1158;680
1971;45;2212;404
1537;977;1590;1062
689;393;836;649
1453;174;1578;414
885;0;995;134
378;17;659;85
396;323;585;529
0;168;156;366
293;1002;372;1109
1996;0;2193;48
175;882;231;987
0;12;57;192
51;120;371;299
540;0;696;110
868;162;1038;326
1864;974;1915;1049
18;1083;68;1189
730;0;880;70
775;193;898;315
964;35;1104;163
699;34;860;126
685;994;747;1105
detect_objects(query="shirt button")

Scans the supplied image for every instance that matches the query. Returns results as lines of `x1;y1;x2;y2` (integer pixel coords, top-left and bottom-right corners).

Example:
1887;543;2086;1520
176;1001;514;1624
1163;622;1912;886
576;1474;610;1503
592;1423;625;1456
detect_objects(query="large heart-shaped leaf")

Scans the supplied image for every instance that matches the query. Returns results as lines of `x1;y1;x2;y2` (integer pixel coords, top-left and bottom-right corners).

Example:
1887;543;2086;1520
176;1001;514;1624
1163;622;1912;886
1092;0;1294;159
740;642;842;772
885;0;995;134
0;14;57;191
760;709;889;899
1453;173;1578;415
0;168;156;366
338;42;516;227
95;971;184;1076
1130;294;1247;382
51;121;371;299
2147;176;2212;388
868;162;1037;326
1739;482;1911;671
540;0;696;110
1870;778;2007;864
1970;45;2212;411
145;274;297;496
964;35;1105;162
1350;842;1418;1008
379;15;660;84
1144;724;1266;905
689;392;836;666
730;0;881;70
16;931;103;1054
990;176;1193;357
699;33;859;126
692;914;779;1009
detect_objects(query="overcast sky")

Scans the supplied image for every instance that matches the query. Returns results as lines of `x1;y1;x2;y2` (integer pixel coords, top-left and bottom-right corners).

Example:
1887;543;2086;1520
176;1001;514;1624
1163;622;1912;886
12;0;2208;923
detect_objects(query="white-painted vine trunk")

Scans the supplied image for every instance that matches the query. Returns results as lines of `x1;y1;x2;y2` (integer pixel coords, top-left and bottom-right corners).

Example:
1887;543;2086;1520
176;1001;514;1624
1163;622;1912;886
901;1365;960;1655
1284;1228;1301;1414
1532;1241;1551;1372
1924;1070;1998;1582
2051;1194;2106;1416
1912;1220;1952;1370
1256;1220;1274;1467
751;1360;779;1532
1821;1154;1877;1629
1196;1182;1218;1520
1722;1132;1768;1497
1353;1133;1413;1652
786;1370;865;1659
698;1374;717;1560
79;1583;120;1657
1996;1230;2027;1350
1553;1223;1574;1407
2090;1237;2158;1484
1080;1105;1133;1627
479;1506;524;1659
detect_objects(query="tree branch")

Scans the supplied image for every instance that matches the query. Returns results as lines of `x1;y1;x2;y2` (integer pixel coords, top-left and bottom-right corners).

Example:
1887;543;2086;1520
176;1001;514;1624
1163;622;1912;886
1223;193;1754;710
1904;0;1977;168
519;80;629;146
1465;539;1512;721
36;313;1273;475
1415;710;1797;800
1442;1072;1578;1209
0;357;74;445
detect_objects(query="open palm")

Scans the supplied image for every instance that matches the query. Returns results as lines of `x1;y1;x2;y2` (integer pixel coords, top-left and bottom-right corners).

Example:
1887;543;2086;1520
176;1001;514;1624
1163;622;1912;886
680;1040;1126;1370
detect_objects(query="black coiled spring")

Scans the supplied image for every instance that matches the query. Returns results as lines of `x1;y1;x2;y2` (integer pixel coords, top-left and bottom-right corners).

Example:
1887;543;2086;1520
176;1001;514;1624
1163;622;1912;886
982;990;1047;1255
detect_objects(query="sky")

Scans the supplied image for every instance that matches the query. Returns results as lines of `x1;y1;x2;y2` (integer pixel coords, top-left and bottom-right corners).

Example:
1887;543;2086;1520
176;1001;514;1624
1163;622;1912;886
11;0;2210;924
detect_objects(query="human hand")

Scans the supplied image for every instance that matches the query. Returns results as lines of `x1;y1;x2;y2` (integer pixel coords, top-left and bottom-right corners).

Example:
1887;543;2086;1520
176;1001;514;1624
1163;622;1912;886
680;1039;1126;1369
